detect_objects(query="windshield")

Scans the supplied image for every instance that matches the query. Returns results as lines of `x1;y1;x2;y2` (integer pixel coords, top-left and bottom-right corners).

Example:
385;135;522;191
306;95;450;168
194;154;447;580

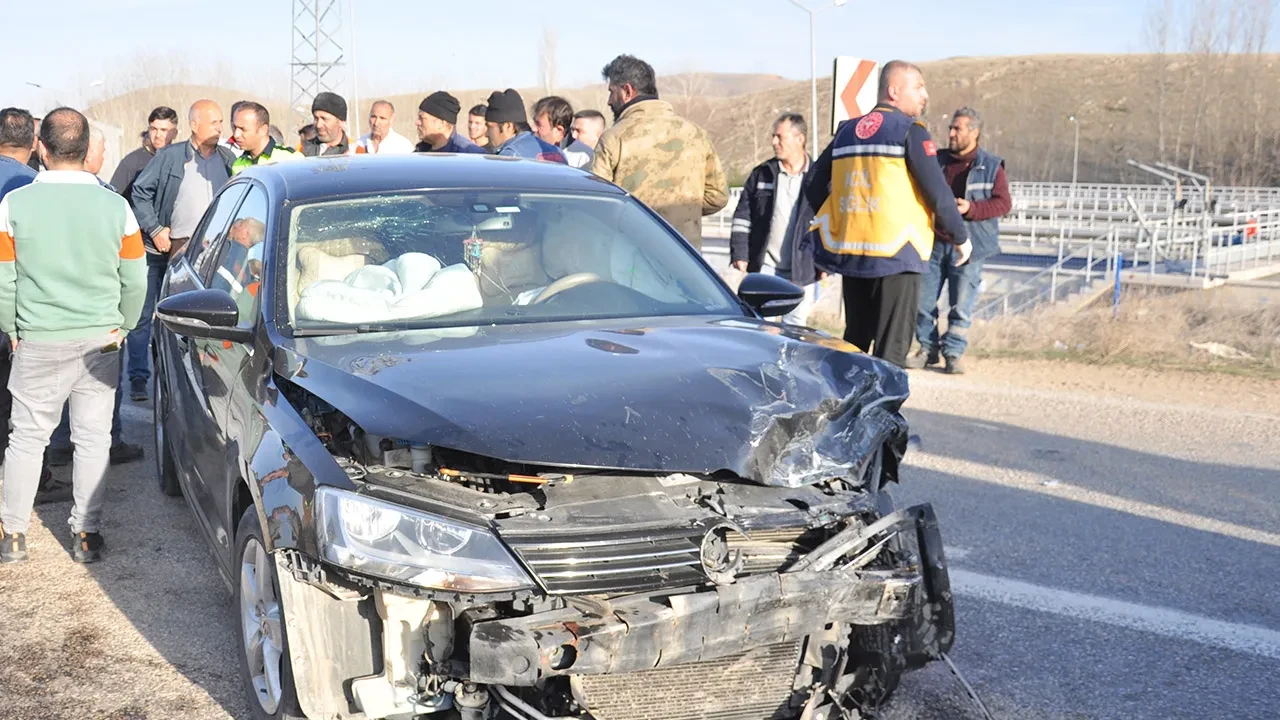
284;191;740;332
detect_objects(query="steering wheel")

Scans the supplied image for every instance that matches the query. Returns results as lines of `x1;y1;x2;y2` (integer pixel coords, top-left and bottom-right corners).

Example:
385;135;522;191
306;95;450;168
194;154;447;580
532;272;606;304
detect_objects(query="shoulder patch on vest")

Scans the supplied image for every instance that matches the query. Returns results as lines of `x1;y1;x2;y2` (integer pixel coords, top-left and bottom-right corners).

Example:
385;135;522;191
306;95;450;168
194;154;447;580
855;112;883;140
923;140;937;156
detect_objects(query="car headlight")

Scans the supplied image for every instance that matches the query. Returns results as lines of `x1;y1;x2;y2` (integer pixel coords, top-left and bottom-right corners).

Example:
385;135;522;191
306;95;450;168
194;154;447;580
315;487;534;593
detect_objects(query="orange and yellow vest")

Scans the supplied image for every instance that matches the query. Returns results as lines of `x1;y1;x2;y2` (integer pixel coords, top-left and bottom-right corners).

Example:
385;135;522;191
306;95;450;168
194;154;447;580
811;105;935;278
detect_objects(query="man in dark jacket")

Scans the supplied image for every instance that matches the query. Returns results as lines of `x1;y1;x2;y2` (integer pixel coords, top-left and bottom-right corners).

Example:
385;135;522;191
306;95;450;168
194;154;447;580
110;106;178;204
729;112;816;325
127;100;235;401
906;106;1011;374
414;92;488;154
303;92;352;157
484;89;566;163
805;61;969;368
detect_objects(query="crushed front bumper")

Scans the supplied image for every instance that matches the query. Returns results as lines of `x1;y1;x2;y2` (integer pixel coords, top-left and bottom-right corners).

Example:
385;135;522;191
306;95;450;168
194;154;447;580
470;503;954;686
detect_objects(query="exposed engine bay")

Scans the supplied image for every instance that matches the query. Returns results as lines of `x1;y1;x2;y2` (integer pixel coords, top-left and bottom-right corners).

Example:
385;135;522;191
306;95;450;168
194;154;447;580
272;386;955;720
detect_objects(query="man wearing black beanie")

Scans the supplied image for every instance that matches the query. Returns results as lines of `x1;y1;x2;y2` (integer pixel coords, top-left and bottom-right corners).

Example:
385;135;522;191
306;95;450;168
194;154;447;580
483;89;566;164
414;91;487;154
303;91;352;157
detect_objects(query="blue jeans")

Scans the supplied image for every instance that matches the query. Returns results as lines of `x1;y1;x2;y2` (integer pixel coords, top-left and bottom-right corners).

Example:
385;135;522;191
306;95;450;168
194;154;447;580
915;243;985;359
126;252;168;385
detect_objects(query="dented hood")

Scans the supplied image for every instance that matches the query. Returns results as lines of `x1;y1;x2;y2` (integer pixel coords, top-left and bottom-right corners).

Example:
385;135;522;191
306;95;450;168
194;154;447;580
276;316;910;487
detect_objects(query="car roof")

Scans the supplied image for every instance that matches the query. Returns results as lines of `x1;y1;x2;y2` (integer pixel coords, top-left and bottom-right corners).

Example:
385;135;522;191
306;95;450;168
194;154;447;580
236;153;626;202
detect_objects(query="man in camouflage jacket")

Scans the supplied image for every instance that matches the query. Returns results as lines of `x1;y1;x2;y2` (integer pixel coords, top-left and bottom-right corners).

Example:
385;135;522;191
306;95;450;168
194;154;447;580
591;55;728;250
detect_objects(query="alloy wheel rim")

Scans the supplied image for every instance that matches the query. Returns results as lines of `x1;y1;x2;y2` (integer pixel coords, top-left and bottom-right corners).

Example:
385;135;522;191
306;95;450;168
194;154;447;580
240;537;283;714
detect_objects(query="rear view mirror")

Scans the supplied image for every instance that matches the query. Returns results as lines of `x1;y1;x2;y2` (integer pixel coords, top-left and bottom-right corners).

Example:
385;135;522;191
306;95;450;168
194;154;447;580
737;273;805;317
156;289;252;344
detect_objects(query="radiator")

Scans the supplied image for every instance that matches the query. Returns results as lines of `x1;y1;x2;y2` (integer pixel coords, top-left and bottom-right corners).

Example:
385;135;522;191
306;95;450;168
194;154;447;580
573;641;804;720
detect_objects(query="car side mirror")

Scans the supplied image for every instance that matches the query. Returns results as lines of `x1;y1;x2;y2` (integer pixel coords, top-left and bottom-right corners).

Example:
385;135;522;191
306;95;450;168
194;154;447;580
156;289;253;344
737;273;805;317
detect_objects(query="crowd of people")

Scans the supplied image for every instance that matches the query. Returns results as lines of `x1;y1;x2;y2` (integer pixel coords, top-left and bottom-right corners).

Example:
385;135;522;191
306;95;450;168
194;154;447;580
0;54;1008;564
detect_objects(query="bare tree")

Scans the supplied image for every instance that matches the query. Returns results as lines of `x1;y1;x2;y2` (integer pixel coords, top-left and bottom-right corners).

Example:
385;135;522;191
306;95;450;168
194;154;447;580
666;71;718;128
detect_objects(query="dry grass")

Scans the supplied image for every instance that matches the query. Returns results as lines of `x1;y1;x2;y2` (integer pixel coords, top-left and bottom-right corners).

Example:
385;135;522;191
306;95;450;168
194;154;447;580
970;286;1280;376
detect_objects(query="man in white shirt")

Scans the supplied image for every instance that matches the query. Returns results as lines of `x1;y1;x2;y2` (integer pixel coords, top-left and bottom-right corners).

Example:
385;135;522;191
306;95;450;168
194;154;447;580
356;100;414;155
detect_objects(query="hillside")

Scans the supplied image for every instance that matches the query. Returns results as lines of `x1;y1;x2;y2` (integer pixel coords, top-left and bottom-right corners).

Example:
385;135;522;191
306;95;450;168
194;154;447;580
88;55;1280;186
698;53;1280;186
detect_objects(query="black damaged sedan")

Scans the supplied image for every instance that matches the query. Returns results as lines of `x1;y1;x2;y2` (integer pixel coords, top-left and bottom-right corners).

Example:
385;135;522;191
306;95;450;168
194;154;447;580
151;154;954;720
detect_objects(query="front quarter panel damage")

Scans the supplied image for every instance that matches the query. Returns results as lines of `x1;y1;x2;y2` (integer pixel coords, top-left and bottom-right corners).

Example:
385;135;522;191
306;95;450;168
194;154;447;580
715;336;910;488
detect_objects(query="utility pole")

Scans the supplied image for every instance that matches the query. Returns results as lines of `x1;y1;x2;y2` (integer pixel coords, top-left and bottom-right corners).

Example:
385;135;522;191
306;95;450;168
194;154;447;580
786;0;848;159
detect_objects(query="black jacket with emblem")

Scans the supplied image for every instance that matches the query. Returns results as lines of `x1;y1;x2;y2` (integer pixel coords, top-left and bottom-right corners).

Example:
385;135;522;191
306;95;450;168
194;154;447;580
728;158;818;285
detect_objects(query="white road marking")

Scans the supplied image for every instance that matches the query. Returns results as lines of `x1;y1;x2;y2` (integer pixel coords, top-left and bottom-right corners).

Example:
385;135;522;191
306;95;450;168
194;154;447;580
945;546;971;561
951;568;1280;661
904;452;1280;549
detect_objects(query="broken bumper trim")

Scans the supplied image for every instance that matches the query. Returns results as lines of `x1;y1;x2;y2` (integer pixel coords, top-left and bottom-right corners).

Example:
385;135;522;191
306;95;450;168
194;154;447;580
469;562;922;686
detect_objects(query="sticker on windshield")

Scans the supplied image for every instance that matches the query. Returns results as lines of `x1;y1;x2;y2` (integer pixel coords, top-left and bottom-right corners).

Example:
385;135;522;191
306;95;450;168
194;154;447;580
495;206;521;213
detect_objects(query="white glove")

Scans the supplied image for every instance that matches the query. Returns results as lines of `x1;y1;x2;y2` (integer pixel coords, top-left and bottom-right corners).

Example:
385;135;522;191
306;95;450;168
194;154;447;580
954;239;973;267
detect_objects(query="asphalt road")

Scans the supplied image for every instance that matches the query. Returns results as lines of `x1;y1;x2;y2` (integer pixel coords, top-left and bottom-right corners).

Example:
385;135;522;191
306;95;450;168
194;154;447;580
1;361;1276;719
880;365;1280;720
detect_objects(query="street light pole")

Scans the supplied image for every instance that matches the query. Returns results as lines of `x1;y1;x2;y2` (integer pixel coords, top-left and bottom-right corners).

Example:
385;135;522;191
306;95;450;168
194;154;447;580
1068;115;1080;209
348;0;360;142
788;0;847;159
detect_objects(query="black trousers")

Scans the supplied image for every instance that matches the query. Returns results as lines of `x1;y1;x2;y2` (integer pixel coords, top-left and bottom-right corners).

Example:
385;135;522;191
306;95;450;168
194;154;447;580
842;273;923;368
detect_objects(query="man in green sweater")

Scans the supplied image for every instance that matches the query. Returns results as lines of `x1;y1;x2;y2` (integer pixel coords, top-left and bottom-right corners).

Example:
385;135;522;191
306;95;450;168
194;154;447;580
0;108;147;564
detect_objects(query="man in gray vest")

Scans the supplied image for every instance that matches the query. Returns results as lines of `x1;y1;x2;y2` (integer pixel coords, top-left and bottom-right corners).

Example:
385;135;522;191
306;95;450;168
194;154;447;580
906;106;1011;374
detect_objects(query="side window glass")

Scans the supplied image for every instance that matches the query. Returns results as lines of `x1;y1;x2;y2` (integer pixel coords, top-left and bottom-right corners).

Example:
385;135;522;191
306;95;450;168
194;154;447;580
208;186;269;328
189;183;249;282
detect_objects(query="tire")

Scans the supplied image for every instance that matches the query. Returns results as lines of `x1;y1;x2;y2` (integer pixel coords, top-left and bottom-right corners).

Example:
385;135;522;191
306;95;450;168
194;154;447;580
153;377;182;497
839;486;905;712
234;507;307;720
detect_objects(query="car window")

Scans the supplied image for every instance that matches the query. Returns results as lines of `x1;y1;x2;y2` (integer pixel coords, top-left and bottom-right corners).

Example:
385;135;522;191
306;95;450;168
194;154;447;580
208;185;269;328
284;191;740;332
187;183;250;283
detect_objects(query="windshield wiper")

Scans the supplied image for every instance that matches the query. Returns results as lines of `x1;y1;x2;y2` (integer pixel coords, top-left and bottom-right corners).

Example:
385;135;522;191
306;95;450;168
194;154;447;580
291;323;412;336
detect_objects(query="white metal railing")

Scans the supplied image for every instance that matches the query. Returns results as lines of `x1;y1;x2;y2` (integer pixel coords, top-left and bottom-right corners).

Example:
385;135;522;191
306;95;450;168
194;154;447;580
705;182;1280;233
975;208;1280;320
974;230;1118;321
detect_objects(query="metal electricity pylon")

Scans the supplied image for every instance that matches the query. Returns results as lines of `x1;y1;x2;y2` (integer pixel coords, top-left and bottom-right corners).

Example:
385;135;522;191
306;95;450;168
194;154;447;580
291;0;346;134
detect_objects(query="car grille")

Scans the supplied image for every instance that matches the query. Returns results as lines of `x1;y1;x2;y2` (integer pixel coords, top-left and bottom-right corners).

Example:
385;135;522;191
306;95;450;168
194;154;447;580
505;525;827;596
574;641;804;720
728;527;826;576
504;527;707;595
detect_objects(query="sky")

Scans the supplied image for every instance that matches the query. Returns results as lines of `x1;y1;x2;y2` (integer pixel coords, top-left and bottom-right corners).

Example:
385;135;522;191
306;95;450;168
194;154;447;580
1;0;1269;114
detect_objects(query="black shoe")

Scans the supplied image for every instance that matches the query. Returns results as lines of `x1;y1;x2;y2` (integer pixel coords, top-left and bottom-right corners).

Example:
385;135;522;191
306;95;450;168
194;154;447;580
47;446;73;467
1;526;28;563
35;467;73;505
110;442;145;465
72;531;104;563
943;356;966;375
130;378;149;403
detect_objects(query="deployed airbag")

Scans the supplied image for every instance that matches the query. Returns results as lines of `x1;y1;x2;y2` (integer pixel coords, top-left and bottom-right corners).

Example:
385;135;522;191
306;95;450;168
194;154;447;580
297;253;482;324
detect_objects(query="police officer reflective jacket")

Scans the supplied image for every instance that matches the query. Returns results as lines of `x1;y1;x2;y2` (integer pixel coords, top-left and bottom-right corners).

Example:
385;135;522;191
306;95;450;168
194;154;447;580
232;138;302;175
805;104;967;278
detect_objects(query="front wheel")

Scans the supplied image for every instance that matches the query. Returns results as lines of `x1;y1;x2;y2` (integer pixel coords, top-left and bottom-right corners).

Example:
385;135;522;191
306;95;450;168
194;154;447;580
235;508;306;720
153;377;182;497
